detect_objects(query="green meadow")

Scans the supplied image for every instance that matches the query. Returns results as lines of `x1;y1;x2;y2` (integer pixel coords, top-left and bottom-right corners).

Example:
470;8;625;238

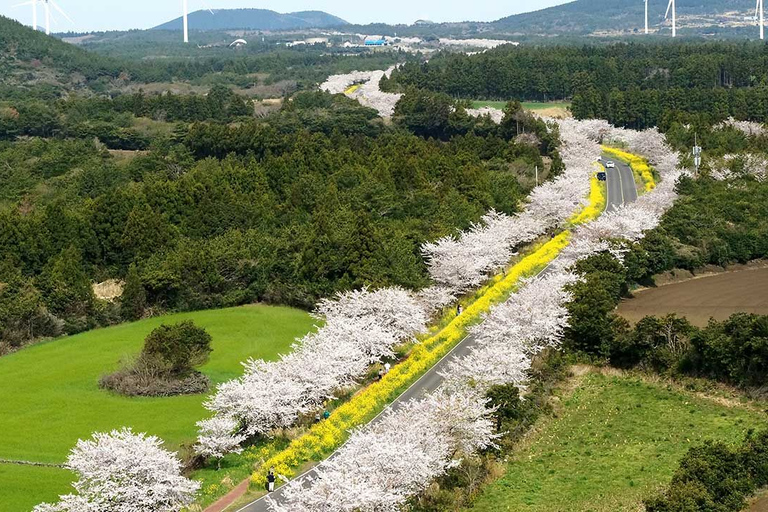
0;304;314;511
468;371;767;512
471;100;572;111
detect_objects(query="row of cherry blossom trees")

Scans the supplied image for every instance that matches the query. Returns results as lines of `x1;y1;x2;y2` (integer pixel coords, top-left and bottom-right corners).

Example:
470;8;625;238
267;121;686;511
197;116;602;455
269;387;496;511
421;118;602;294
201;287;428;443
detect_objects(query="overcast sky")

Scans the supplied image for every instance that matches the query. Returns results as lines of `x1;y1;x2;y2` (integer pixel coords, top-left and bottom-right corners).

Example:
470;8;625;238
0;0;570;32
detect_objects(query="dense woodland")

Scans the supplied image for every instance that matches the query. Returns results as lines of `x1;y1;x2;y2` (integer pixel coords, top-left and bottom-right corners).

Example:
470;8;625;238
0;88;553;351
384;42;768;128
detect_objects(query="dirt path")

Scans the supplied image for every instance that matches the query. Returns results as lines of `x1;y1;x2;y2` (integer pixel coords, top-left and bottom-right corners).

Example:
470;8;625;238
617;267;768;326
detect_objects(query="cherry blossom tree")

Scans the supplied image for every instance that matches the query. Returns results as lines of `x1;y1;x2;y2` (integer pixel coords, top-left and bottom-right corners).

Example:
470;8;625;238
34;428;199;512
204;287;428;440
195;416;247;463
268;387;496;512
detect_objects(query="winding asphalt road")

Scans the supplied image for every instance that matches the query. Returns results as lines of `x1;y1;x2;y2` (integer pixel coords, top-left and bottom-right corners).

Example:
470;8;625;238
236;154;637;512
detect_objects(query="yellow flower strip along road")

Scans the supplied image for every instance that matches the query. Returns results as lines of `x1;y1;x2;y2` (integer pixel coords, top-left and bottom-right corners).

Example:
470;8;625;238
602;146;657;193
250;176;607;488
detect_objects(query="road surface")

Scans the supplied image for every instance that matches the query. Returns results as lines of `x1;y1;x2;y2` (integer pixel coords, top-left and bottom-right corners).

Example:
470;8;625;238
237;154;636;512
604;157;638;212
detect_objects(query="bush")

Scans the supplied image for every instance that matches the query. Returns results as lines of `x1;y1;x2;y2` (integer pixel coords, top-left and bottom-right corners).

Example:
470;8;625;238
100;321;212;396
99;354;210;397
142;321;212;377
645;430;768;512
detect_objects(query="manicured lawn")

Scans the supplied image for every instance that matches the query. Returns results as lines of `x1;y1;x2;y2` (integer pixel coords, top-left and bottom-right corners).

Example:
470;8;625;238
0;304;314;465
468;371;767;512
0;464;74;512
471;100;572;111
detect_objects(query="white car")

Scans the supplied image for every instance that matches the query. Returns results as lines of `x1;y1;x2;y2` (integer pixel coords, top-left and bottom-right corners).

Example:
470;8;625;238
605;161;616;169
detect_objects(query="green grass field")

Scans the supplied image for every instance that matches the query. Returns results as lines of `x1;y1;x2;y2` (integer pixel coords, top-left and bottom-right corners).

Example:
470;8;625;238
0;464;74;512
468;371;767;512
471;100;572;111
0;304;314;512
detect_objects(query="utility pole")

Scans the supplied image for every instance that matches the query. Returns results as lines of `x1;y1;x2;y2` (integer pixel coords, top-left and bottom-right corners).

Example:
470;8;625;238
535;165;539;187
693;133;702;173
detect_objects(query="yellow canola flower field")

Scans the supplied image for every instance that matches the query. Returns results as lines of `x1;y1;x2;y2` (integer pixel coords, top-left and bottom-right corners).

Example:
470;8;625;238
251;175;607;488
602;145;656;193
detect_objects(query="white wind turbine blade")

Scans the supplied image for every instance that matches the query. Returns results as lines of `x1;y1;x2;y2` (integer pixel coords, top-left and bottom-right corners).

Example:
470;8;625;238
665;0;673;19
48;0;73;25
199;0;215;15
12;1;35;7
758;0;761;18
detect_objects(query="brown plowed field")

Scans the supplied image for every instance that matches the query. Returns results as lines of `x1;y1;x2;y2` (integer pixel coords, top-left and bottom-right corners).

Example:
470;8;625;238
617;268;768;327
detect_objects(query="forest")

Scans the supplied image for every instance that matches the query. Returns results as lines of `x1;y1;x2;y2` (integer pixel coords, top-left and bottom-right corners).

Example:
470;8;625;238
383;42;768;128
0;88;554;352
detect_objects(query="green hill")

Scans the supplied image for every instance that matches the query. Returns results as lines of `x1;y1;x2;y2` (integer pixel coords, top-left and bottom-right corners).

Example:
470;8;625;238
153;9;348;32
493;0;762;36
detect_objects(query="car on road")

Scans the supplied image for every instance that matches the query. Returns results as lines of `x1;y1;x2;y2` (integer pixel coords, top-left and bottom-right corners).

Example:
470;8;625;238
605;161;616;169
596;171;607;181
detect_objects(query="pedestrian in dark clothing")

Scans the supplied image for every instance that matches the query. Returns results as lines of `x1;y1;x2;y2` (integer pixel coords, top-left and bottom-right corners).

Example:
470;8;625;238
457;303;463;316
323;410;330;420
267;467;276;492
377;368;384;380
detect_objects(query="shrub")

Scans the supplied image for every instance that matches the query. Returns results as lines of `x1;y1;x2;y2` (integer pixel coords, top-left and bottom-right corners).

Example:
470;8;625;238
100;321;212;396
645;430;768;512
142;321;212;377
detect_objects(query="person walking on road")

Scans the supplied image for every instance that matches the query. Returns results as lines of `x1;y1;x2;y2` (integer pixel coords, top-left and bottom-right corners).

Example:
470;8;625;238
267;467;276;492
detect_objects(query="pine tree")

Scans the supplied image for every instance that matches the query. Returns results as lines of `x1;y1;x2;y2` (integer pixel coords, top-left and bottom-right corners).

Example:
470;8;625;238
121;263;146;321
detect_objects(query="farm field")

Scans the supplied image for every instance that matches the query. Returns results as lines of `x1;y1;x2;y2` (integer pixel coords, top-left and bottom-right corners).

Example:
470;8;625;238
617;267;768;326
0;304;315;512
467;370;766;512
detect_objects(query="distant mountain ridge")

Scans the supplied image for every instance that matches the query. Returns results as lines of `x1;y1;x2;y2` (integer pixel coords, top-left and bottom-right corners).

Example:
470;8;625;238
153;9;348;32
492;0;762;36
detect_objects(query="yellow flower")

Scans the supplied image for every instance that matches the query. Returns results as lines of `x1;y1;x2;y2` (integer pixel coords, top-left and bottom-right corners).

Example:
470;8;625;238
248;174;606;489
601;146;657;193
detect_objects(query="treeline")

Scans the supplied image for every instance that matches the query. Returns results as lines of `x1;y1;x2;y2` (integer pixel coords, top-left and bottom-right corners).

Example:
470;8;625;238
572;85;768;130
0;86;254;150
385;43;768;100
383;42;768;128
0;93;548;351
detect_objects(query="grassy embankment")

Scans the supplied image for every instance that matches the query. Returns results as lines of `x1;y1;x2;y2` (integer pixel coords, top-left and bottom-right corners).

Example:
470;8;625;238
468;370;767;512
0;305;315;512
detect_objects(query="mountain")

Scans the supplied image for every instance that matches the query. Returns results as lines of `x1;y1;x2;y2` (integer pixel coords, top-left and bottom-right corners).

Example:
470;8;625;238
153;9;348;32
493;0;762;36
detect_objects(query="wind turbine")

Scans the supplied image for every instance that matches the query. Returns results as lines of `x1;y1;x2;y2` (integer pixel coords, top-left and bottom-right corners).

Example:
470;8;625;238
758;0;765;40
13;0;38;31
37;0;73;36
181;0;215;43
644;0;649;34
665;0;677;37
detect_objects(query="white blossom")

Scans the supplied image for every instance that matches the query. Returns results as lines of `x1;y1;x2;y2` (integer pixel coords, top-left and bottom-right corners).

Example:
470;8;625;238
195;416;246;460
268;387;496;512
34;428;199;512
